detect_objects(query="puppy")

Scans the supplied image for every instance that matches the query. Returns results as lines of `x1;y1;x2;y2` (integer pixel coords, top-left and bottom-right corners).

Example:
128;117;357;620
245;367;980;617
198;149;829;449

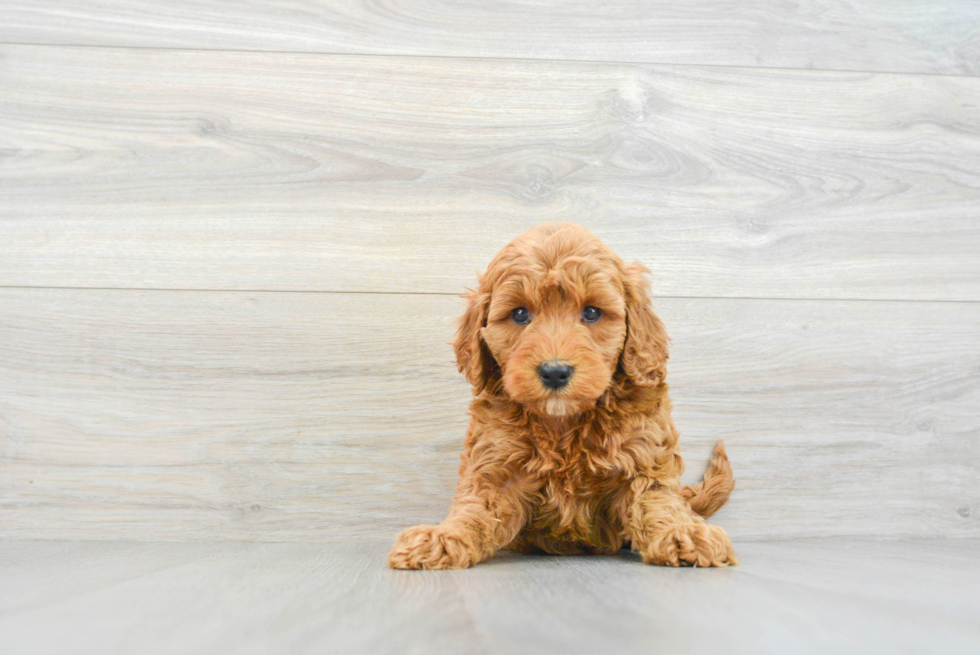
389;223;736;569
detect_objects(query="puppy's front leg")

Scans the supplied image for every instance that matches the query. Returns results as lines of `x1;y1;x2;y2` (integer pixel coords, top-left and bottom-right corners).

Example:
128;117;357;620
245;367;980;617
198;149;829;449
627;484;737;567
388;476;529;570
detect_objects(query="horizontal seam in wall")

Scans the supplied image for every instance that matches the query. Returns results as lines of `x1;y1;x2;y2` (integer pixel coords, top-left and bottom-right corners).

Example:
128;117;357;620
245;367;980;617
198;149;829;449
0;284;977;305
0;40;975;80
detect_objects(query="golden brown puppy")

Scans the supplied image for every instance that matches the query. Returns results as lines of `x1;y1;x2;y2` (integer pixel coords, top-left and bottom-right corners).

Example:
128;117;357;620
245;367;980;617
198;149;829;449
389;223;736;569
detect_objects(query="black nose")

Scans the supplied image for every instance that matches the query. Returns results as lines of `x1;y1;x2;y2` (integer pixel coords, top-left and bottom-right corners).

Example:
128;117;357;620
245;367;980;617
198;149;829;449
537;361;574;390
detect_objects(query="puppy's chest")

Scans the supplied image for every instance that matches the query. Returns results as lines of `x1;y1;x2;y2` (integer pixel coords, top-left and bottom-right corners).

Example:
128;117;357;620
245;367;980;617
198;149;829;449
528;448;624;492
523;435;634;527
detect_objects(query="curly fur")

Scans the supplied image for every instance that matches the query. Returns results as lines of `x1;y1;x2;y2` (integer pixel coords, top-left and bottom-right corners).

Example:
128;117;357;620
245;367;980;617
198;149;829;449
389;223;736;569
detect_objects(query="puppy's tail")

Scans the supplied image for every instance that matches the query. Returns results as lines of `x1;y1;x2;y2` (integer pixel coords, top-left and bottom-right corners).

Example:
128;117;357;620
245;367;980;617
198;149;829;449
681;440;734;518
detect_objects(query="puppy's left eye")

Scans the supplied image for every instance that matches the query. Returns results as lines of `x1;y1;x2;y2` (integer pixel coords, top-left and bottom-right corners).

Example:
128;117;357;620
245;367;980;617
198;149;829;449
582;306;602;323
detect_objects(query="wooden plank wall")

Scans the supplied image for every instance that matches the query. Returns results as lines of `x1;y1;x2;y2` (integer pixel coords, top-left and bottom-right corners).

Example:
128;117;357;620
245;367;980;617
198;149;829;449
3;1;979;74
1;2;978;542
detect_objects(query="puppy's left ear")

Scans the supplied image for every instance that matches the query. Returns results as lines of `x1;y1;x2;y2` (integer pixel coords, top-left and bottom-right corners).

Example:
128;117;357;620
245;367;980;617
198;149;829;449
620;263;670;386
453;285;500;395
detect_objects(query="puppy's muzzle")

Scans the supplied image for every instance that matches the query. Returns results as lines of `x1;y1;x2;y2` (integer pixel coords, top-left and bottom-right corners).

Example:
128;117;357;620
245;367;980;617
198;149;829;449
537;361;574;390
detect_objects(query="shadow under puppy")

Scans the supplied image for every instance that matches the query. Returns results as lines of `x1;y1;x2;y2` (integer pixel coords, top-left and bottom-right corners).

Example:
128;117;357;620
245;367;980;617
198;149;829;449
389;223;736;569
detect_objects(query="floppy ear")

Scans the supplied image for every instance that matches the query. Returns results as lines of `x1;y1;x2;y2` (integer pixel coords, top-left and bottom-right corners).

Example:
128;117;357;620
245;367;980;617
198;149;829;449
453;285;500;394
619;263;670;387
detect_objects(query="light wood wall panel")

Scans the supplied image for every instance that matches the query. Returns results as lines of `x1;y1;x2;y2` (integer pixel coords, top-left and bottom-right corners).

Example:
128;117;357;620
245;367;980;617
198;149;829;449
1;1;978;75
1;288;977;541
2;46;979;300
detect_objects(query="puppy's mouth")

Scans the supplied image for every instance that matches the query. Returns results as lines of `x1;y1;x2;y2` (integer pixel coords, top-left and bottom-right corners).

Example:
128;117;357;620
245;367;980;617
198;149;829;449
535;387;603;418
500;356;608;418
543;395;573;417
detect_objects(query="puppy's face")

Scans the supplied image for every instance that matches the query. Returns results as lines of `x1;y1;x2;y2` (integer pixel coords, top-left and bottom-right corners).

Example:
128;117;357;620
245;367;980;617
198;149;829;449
455;223;669;418
480;257;627;417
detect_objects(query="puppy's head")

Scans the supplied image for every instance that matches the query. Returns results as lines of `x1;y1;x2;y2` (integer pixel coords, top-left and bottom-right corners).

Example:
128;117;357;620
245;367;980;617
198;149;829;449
454;223;669;417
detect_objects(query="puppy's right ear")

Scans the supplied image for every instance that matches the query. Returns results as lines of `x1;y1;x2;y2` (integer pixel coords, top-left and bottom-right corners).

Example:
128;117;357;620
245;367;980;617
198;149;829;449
453;285;499;395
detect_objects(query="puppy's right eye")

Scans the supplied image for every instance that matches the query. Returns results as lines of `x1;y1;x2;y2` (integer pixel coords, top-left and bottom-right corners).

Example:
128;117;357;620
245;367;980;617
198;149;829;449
511;307;530;325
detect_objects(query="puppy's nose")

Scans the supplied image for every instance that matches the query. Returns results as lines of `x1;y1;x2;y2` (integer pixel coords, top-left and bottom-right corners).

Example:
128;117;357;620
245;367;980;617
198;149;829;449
537;361;574;390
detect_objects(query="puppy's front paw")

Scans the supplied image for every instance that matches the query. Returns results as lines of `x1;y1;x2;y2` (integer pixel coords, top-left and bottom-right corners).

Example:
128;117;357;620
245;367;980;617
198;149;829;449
640;522;737;568
387;524;480;570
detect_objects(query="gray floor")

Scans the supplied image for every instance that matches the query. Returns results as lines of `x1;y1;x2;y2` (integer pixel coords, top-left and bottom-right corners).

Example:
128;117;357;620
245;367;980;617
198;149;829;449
2;540;978;654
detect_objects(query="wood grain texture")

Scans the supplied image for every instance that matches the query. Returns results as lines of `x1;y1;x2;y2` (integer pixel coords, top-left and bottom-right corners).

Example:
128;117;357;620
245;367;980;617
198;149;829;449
1;1;978;75
1;540;978;655
1;288;977;541
2;45;980;300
